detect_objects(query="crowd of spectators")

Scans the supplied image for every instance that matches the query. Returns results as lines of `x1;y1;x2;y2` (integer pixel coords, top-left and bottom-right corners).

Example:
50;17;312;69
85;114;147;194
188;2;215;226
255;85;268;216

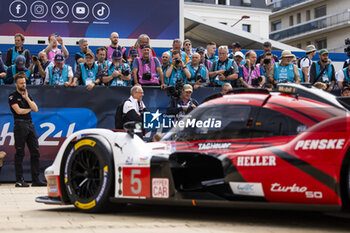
1;32;350;96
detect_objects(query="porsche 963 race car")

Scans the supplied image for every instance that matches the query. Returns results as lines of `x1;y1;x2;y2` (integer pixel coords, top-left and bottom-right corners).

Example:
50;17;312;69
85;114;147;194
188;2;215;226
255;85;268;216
36;84;350;212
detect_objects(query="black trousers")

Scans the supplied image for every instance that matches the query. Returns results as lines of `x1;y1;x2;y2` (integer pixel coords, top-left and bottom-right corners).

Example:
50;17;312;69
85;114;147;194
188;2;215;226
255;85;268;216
14;120;40;182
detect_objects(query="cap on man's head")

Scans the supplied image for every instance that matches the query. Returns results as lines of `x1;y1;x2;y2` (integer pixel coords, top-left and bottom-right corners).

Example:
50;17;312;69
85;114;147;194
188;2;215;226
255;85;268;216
319;49;329;55
112;50;122;59
231;42;241;48
85;51;95;58
305;45;316;53
141;44;151;49
342;86;350;93
183;84;193;92
196;47;205;53
54;54;65;63
234;51;244;59
129;48;138;56
263;41;272;47
15;55;26;68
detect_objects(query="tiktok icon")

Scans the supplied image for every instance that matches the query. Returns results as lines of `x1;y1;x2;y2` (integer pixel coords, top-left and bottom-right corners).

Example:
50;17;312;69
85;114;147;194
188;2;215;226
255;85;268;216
92;2;110;21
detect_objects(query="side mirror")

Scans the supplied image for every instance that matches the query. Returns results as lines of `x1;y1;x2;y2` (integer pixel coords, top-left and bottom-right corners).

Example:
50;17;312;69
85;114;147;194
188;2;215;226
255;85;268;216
123;121;142;138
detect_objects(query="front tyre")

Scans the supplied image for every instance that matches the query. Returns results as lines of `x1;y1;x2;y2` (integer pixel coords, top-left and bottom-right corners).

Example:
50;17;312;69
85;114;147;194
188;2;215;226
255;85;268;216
64;137;114;212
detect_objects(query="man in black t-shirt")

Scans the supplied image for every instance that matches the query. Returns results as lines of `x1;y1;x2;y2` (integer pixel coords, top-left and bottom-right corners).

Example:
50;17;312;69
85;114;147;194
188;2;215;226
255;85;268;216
256;41;279;65
8;73;46;187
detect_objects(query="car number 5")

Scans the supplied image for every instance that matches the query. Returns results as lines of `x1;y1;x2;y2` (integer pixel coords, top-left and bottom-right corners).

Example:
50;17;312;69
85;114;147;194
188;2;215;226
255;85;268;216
131;169;141;194
122;167;150;197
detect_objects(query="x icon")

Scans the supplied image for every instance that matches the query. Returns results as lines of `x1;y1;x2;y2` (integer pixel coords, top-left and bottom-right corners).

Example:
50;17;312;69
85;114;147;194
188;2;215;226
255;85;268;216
56;5;64;14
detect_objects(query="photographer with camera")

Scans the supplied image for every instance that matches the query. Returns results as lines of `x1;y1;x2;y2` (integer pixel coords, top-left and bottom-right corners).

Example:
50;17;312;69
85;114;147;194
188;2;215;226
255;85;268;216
336;62;350;90
309;49;335;92
72;51;103;91
166;84;199;119
239;50;265;88
256;41;279;65
44;54;73;87
196;47;211;70
186;53;209;90
168;39;189;64
165;50;191;86
268;50;300;85
102;50;131;87
209;46;238;87
28;51;53;85
132;44;166;88
260;53;274;79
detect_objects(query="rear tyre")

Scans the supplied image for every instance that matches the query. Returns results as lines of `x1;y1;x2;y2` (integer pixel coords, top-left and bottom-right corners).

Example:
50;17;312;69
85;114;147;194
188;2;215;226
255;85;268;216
64;137;114;212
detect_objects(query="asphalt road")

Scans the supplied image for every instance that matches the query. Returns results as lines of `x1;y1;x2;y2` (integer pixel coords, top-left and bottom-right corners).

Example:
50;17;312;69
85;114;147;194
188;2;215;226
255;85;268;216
1;183;350;233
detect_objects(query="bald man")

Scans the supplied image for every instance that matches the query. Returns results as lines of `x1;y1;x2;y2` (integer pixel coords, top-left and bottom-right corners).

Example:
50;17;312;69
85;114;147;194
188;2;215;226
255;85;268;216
28;51;53;85
107;32;127;62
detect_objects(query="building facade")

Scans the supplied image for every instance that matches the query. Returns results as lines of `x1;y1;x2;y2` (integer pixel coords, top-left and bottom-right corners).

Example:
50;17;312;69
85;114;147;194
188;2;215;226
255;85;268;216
268;0;350;52
184;0;271;39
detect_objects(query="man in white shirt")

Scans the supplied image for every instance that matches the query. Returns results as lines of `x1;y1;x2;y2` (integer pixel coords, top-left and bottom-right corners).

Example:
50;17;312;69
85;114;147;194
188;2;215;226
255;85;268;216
299;45;316;83
123;86;147;125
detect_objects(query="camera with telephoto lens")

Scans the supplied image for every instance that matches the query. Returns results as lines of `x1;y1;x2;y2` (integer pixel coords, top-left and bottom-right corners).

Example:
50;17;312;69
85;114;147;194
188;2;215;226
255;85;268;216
122;68;130;76
195;75;206;83
33;56;38;62
230;78;244;88
166;79;184;99
252;76;263;86
175;58;181;66
223;66;234;77
263;58;271;65
142;72;152;81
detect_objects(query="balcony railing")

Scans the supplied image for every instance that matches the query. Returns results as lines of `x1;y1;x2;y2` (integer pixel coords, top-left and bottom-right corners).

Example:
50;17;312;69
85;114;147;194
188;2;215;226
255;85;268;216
268;0;310;12
269;10;350;41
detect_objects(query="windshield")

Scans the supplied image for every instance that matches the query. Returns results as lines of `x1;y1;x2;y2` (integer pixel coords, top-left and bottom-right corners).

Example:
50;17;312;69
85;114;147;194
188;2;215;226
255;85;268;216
161;104;252;142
